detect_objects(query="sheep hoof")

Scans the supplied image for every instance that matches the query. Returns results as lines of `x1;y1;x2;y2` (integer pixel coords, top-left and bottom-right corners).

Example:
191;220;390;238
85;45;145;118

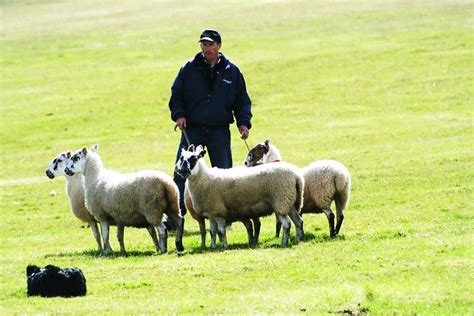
102;248;113;256
176;241;184;252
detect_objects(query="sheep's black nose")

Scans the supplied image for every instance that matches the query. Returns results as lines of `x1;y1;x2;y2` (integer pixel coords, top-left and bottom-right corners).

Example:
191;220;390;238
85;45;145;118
46;170;55;179
64;168;74;176
175;167;190;179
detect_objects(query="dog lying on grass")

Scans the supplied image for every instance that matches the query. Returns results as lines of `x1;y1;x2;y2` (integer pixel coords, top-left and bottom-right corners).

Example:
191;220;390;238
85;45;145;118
26;264;86;297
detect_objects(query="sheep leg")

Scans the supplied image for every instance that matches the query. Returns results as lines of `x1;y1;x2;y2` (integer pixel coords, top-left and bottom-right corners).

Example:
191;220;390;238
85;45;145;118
276;215;291;247
275;214;282;238
241;219;254;247
90;222;103;253
156;223;168;254
209;219;217;249
197;217;206;248
215;218;228;250
166;212;185;252
334;198;345;235
288;209;304;242
323;208;336;237
335;214;344;235
100;222;113;256
117;224;126;256
146;226;160;253
252;218;261;245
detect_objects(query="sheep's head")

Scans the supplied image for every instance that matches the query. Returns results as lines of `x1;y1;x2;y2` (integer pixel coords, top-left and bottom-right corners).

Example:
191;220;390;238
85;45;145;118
46;151;72;179
244;139;270;167
175;144;206;179
64;144;98;176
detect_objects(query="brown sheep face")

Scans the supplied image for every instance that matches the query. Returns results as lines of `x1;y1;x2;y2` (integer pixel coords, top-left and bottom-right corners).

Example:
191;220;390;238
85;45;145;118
244;139;270;167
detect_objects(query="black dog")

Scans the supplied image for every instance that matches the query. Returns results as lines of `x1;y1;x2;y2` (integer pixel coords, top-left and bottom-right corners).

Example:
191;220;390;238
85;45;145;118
26;264;87;297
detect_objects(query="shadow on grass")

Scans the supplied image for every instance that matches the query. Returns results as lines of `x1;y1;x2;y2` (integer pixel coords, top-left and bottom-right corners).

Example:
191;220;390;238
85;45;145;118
44;249;159;259
43;230;347;258
182;230;346;255
184;241;255;255
305;232;346;243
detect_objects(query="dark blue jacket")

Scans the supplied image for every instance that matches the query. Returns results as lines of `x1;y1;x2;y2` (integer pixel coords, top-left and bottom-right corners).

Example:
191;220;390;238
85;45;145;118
169;53;252;129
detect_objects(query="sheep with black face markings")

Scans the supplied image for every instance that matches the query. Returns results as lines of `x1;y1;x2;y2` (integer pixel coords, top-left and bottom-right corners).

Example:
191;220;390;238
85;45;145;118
46;148;161;254
184;187;261;248
46;149;103;253
175;144;304;249
64;144;184;255
244;139;351;237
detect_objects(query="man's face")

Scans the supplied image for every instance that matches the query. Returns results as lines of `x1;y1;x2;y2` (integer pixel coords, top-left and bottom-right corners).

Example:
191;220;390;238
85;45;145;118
200;40;221;63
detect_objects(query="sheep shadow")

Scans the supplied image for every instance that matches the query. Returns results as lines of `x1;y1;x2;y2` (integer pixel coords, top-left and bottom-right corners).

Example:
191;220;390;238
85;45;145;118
184;231;336;254
305;232;346;243
44;249;163;259
255;231;346;249
185;241;255;255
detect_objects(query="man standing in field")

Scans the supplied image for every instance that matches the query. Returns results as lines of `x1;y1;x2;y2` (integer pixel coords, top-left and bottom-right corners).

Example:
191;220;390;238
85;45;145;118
168;29;253;224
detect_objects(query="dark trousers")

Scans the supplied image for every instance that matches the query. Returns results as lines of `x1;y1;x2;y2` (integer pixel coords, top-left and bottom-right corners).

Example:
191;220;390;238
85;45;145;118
173;126;233;216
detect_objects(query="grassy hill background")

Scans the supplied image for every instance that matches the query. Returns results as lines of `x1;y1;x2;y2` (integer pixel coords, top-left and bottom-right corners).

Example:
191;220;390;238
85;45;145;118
1;0;472;314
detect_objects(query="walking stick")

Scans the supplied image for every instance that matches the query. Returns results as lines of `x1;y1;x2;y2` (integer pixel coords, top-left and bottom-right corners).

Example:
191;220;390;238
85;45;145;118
243;138;250;152
174;124;191;147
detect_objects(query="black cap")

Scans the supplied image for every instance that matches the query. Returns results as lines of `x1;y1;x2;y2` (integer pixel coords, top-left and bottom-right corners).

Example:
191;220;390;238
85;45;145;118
199;29;221;43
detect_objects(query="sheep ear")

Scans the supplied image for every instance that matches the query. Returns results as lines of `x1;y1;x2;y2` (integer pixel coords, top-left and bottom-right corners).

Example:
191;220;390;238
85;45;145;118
82;146;88;155
195;145;205;158
264;139;270;152
66;150;72;158
188;144;195;152
90;144;99;153
197;146;206;158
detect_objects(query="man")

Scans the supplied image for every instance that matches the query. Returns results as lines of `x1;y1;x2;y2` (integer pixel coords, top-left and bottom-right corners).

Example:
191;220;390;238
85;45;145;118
168;29;252;222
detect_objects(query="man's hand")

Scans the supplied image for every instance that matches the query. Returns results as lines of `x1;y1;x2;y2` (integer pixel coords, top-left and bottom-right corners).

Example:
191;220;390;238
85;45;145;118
238;125;249;140
176;117;187;130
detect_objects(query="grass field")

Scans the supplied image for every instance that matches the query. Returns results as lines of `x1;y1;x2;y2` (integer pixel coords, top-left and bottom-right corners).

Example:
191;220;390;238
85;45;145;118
1;0;473;314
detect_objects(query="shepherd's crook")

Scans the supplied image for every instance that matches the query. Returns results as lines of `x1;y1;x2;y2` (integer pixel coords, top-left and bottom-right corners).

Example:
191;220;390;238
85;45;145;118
243;138;250;152
174;124;191;147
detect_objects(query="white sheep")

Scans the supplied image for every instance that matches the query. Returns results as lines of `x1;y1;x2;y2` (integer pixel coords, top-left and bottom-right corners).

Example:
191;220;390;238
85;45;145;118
244;139;351;237
46;150;103;253
175;145;304;249
184;187;260;248
64;144;184;255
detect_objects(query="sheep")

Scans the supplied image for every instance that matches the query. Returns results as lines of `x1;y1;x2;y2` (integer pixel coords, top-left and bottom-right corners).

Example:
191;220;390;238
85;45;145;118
184;187;261;248
175;144;304;249
46;149;160;255
64;144;184;255
244;139;351;237
46;150;103;253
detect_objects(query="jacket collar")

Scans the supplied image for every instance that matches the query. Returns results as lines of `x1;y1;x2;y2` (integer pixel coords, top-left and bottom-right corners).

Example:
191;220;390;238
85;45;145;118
192;52;230;70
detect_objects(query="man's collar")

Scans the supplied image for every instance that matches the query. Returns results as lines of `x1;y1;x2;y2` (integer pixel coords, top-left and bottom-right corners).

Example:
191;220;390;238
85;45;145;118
201;53;221;68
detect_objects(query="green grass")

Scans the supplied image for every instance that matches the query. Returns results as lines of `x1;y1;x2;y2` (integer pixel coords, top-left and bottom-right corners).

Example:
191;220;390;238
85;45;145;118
1;0;473;314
